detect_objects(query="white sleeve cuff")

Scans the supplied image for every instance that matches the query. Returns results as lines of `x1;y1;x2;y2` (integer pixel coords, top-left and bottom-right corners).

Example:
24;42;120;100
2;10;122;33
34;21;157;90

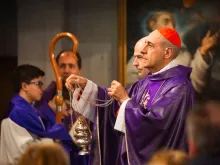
114;98;131;133
71;80;97;122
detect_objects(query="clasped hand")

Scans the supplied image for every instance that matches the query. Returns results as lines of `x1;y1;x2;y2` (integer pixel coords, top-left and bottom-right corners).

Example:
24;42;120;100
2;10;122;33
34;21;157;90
108;80;129;104
65;74;87;92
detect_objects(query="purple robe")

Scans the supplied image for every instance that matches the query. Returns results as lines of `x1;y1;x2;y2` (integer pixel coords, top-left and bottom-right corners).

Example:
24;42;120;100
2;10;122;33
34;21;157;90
7;95;73;151
35;81;88;165
90;65;195;165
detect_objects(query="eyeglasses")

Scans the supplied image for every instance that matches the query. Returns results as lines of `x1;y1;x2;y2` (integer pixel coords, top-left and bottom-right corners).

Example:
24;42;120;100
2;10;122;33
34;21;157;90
29;81;44;87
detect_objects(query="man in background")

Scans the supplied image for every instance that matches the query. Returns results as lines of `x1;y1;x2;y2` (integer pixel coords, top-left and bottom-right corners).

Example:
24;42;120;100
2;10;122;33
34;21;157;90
35;50;88;165
127;37;149;86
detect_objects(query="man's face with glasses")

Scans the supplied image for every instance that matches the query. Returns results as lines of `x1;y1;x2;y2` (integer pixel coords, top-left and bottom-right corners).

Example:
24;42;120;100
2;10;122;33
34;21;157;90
23;76;44;102
29;81;44;87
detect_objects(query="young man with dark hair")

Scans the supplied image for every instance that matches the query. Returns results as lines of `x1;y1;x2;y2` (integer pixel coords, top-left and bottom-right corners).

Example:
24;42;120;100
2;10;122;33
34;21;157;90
0;64;73;165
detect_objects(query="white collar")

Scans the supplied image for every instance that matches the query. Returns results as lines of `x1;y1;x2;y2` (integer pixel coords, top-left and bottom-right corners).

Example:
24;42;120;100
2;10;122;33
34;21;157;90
152;59;178;75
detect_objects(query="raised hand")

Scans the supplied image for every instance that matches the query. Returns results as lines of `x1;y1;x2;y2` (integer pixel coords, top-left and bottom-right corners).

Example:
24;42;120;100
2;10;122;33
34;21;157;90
65;74;87;92
200;29;220;55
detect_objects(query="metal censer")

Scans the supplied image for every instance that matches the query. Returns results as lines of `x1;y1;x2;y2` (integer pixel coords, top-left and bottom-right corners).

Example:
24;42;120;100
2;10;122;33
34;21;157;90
73;116;92;155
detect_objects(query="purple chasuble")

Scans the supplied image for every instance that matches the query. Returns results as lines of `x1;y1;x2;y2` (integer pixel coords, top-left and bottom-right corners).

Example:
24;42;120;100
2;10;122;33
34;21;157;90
89;65;195;165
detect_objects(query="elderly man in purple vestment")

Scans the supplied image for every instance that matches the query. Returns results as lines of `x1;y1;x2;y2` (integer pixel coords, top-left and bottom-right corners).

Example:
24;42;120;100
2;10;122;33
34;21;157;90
34;51;88;165
65;28;195;165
